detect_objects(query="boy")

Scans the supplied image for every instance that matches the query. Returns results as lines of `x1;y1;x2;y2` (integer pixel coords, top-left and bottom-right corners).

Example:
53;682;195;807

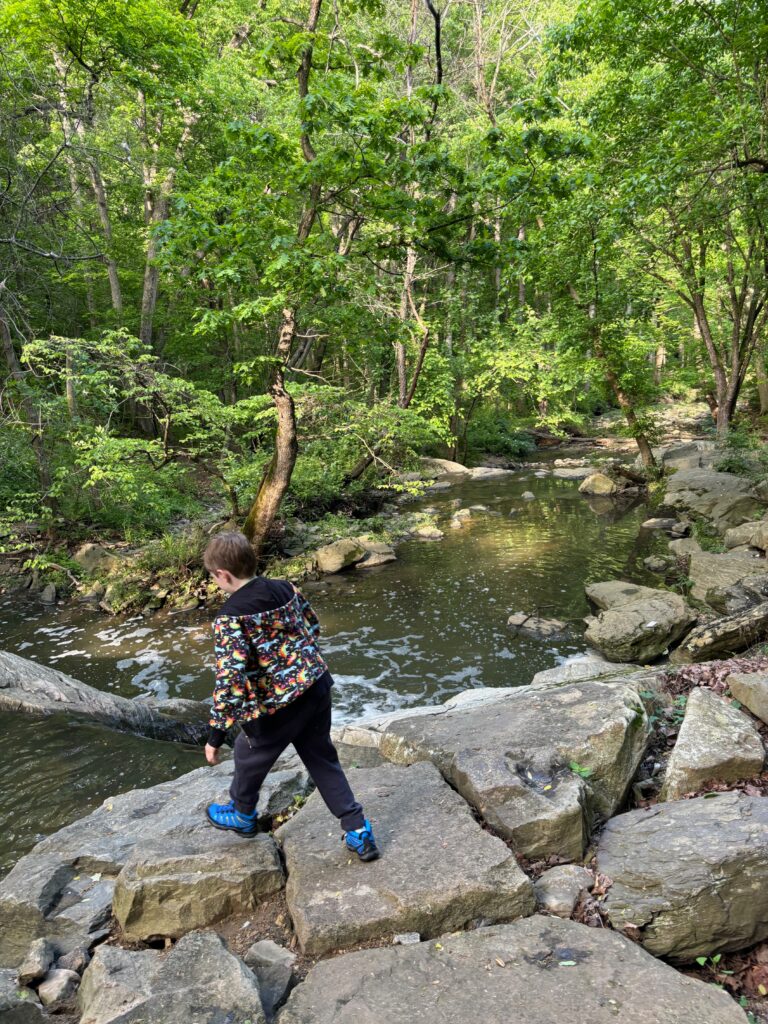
202;530;379;861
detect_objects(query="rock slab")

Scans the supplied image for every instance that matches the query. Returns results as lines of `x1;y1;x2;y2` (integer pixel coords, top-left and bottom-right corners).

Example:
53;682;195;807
0;761;308;967
113;832;284;941
598;793;768;960
665;468;763;532
661;688;764;800
670;601;768;663
375;680;650;860
78;931;265;1024
276;917;746;1024
276;762;535;955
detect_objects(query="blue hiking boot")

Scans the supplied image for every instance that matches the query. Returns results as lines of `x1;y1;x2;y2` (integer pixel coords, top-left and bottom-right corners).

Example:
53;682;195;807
206;800;259;837
343;819;380;862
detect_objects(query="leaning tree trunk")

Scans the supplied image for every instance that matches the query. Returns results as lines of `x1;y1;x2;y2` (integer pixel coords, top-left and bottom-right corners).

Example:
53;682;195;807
756;351;768;414
241;0;324;557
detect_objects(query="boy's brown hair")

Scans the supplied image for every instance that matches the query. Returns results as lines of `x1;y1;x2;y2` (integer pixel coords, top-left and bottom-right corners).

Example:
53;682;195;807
203;531;258;579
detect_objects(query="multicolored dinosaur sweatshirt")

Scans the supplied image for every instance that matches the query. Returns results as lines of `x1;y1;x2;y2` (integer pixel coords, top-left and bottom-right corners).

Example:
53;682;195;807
207;577;329;747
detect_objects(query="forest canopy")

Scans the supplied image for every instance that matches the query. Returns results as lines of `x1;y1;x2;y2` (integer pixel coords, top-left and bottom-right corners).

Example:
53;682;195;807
2;0;767;549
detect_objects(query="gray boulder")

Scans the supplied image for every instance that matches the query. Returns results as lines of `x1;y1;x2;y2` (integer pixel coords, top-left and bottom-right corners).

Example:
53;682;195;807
0;970;46;1023
78;931;264;1024
529;656;627;687
38;968;79;1007
669;536;702;556
276;917;746;1024
533;864;594;917
728;671;768;724
276;762;534;955
0;650;209;743
750;520;768;551
670;602;768;663
16;939;53;986
664;468;763;532
313;539;365;573
584;585;696;663
371;680;649;859
598;793;768;961
113;832;284;941
706;572;768;614
661;688;764;800
244;940;296;1020
724;522;764;549
0;761;308;967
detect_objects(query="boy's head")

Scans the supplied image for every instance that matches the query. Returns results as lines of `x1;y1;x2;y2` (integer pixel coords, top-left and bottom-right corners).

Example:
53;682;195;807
204;531;257;593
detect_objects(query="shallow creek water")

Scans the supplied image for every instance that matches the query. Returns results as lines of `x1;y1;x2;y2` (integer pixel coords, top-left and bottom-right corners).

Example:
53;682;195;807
0;468;660;875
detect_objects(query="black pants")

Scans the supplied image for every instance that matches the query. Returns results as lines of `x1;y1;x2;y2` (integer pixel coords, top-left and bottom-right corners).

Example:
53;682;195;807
229;674;365;831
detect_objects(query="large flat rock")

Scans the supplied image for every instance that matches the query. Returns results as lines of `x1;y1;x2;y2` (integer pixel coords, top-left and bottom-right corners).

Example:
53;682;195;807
598;793;768;960
661;688;764;800
276;762;535;955
665;468;763;532
367;681;649;859
113;832;284;941
78;931;264;1024
688;551;765;602
276;917;746;1024
0;761;307;967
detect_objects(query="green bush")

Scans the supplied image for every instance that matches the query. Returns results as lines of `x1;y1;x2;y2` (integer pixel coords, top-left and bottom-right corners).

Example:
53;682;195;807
464;412;536;460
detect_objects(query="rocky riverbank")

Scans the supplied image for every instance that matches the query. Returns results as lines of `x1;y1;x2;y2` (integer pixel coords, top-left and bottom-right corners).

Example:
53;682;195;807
4;652;768;1022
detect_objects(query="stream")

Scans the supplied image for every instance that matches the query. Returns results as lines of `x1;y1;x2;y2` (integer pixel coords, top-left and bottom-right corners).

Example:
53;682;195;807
0;466;661;876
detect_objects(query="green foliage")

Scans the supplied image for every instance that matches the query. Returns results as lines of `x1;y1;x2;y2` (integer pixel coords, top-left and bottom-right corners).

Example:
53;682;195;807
691;520;726;554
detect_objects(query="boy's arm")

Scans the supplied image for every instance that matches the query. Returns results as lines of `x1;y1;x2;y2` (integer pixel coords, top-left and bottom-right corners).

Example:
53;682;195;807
208;615;251;749
296;589;321;641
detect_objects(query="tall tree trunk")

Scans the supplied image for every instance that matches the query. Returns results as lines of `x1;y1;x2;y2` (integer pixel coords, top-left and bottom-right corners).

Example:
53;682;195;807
756;350;768;414
53;52;123;316
241;0;324;556
0;307;53;505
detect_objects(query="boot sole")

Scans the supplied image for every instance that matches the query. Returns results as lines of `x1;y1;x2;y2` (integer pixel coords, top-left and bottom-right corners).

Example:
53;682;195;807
205;808;259;837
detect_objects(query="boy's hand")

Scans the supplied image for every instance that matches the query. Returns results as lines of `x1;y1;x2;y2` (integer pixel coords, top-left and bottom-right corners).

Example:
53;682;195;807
205;743;221;766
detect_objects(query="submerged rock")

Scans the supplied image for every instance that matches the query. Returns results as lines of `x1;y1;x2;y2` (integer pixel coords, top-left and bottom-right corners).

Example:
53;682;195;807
660;688;764;800
507;612;568;639
277;917;745;1024
78;931;264;1024
598;793;768;961
276;762;534;955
